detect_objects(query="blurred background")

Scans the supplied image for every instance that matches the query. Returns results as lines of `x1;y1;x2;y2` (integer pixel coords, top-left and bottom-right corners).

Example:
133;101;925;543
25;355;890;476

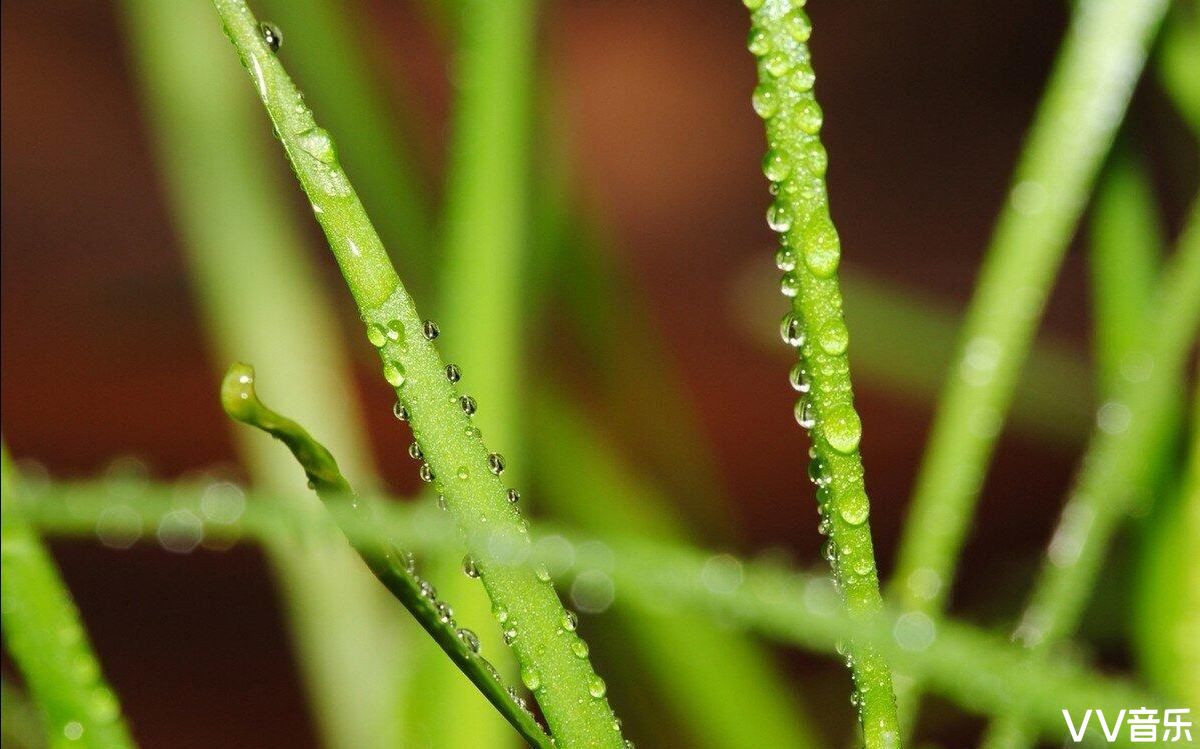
2;1;1197;747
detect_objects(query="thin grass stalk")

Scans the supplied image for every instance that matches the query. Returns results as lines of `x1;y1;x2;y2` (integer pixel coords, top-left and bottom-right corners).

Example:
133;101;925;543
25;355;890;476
0;448;136;749
889;0;1168;734
207;2;625;745
977;204;1200;748
120;4;407;746
743;2;899;744
19;477;1165;746
220;364;554;747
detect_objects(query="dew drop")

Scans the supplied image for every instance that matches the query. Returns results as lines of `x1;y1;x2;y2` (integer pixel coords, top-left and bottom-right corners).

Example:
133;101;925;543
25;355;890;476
506;488;521;504
521;667;542;692
587;675;608;699
789;65;816;92
418;579;437;600
457;628;481;654
366;323;387;348
765;52;792;78
418;463;435;483
392;402;409;421
775;247;797;272
779;312;806;348
457;466;469;480
804;227;840;277
794;397;816;429
460;395;477;415
259;22;283;52
561;610;579;632
493;603;510;624
571;638;590;658
535;564;553;583
786;11;812;42
818;320;849;355
386;320;405;343
823;404;862;454
503;627;518;645
751;85;779;118
747;28;771;56
488;453;506;475
762;149;791;182
435;601;454;624
839;496;870;526
298;127;336;165
445;364;461;383
462;555;480;578
780;272;801;298
808;453;832;487
383;361;406;387
797;100;824;134
422;320;440;340
788;362;811;393
408;442;423;460
767;203;793;233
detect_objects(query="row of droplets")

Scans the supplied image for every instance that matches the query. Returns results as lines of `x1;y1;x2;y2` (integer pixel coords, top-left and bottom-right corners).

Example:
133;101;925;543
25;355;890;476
372;314;625;742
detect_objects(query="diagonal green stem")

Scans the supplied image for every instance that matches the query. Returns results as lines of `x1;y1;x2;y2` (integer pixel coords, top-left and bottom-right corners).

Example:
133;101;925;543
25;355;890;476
743;2;899;745
207;2;624;746
220;364;553;748
0;448;136;749
978;203;1200;749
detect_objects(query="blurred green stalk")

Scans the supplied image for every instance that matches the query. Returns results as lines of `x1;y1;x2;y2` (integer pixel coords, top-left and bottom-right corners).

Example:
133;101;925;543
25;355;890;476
1;448;136;749
121;3;408;748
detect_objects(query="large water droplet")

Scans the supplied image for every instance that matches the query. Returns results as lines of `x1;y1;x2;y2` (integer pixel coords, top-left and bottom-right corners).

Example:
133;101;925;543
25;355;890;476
818;319;849;355
789;362;811;393
383;361;406;387
587;675;608;699
457;628;481;654
839;495;870;526
408;442;423;460
521;667;542;692
435;601;454;624
562;610;579;632
460;396;477;415
418;463;435;483
794;397;816;429
786;11;812;42
751;86;779;119
767;203;793;233
747;28;771;57
298;127;336;165
797;101;823;134
462;555;480;578
808;453;832;486
571;638;590;658
445;364;461;383
780;312;805;346
775;247;797;272
780;272;801;298
762;149;791;182
422;320;440;340
764;52;792;78
506;488;521;504
392;401;408;421
488;453;506;475
824;404;862;453
366;323;387;348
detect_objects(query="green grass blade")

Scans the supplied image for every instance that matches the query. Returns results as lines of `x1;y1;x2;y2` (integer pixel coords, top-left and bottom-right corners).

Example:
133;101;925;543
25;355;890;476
120;3;407;746
1158;4;1200;137
978;202;1200;749
220;364;554;748
744;2;899;744
0;448;136;749
19;476;1162;745
1088;148;1164;393
207;3;624;745
255;0;435;286
894;0;1168;616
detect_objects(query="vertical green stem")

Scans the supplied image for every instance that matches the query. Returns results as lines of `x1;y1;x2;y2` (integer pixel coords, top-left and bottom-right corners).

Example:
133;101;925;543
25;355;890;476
744;2;900;745
208;2;624;746
121;4;407;747
1;448;136;749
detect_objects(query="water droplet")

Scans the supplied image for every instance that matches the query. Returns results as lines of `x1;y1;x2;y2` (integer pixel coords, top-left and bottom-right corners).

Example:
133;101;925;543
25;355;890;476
839;495;870;526
794;397;816;429
366;324;387;348
747;28;771;56
762;149;791;181
460;395;477;415
422;320;440;340
779;312;805;346
804;225;840;277
383;361;406;387
786;11;812;42
457;466;469;480
535;564;552;582
493;603;510;623
742;0;765;9
419;463;435;483
751;85;778;118
765;52;792;78
398;549;417;573
445;364;461;383
435;601;454;624
503;626;518;645
561;610;579;631
797;101;823;134
488;453;506;475
298;127;336;164
521;667;542;691
808;454;832;486
408;442;423;460
506;488;521;504
392;402;408;421
418;579;437;600
767;203;793;233
780;272;801;297
457;628;481;654
775;247;797;271
818;319;849;355
462;555;480;578
788;362;811;393
259;22;282;52
587;675;608;699
571;638;590;658
789;65;816;92
824;404;862;453
386;320;404;342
